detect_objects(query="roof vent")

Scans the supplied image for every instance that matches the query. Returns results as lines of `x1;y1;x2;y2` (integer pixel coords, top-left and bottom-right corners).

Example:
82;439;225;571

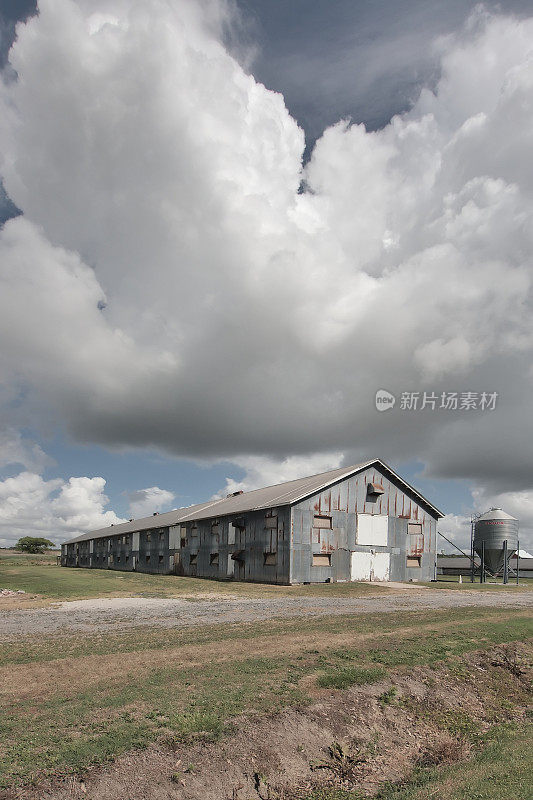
153;512;159;516
227;490;244;497
129;518;133;522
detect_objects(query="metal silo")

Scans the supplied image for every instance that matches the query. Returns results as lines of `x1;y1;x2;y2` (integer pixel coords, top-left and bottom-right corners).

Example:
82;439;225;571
474;508;519;575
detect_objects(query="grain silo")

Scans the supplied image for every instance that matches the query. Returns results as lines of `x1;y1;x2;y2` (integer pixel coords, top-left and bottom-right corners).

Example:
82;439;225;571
474;508;519;578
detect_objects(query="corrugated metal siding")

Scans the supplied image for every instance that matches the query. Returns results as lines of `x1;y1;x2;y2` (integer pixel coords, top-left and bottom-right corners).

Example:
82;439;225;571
290;465;437;583
176;507;291;584
61;464;438;584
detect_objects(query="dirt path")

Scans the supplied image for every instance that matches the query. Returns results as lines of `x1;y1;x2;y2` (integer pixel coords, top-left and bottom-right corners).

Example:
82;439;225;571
1;589;532;639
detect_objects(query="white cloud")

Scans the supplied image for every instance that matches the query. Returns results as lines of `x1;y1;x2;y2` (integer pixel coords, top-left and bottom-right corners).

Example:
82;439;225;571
0;2;531;519
0;471;124;547
215;452;344;497
127;486;175;519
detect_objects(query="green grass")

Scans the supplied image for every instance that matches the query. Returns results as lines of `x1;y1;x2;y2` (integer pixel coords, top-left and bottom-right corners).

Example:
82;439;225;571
2;550;530;602
0;607;531;788
317;665;386;689
0;551;389;600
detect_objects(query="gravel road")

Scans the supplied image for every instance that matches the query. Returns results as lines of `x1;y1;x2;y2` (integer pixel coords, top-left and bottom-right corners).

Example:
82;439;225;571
1;589;532;639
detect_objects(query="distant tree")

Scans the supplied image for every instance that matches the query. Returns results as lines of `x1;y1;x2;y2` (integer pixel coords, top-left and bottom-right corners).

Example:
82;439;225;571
15;537;56;554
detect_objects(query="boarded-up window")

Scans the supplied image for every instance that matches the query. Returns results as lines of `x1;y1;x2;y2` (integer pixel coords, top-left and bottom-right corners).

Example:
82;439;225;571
146;533;151;542
407;556;421;568
210;552;219;565
357;514;388;546
265;516;278;529
407;523;424;556
264;553;277;565
312;554;331;567
314;515;332;529
190;526;198;538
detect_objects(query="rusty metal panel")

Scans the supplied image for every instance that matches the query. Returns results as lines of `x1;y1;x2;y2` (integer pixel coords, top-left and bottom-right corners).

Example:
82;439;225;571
313;515;332;529
312;554;331;567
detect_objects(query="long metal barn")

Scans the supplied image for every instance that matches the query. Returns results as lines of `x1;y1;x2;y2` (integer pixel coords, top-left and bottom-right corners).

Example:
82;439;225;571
61;459;443;584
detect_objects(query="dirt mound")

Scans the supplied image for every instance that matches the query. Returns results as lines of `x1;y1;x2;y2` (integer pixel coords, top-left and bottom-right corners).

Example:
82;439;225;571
4;642;532;800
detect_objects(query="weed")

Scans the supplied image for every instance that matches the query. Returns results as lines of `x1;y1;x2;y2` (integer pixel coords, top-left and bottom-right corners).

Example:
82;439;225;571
378;686;397;707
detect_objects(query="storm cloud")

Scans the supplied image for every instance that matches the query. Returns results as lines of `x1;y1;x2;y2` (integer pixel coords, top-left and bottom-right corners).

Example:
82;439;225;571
0;1;532;543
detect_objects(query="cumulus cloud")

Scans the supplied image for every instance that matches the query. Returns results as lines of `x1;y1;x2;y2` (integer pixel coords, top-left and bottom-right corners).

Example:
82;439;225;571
0;2;532;523
127;486;175;518
0;471;124;547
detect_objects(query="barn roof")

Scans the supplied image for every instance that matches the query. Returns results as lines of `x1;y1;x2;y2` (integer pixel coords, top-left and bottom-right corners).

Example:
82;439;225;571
64;458;443;544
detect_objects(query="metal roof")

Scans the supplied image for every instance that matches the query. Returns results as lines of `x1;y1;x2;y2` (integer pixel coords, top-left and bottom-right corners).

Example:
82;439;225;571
477;508;518;522
65;458;444;545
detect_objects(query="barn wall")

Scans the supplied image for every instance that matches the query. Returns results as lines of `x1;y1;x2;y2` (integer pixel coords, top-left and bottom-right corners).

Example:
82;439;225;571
290;465;437;583
61;466;438;584
178;506;291;584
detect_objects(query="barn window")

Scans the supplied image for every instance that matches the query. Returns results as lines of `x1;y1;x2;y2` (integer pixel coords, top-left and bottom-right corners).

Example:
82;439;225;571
125;555;130;563
407;556;421;568
264;553;277;565
146;533;151;543
314;515;332;529
146;554;150;563
159;531;164;542
116;556;121;563
210;552;219;565
159;555;164;564
407;523;424;556
312;554;331;567
190;553;198;565
190;525;198;538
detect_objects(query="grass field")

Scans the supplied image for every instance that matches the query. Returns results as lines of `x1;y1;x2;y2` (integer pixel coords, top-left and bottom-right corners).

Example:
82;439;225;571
0;550;389;600
1;551;532;796
1;550;531;603
1;605;531;790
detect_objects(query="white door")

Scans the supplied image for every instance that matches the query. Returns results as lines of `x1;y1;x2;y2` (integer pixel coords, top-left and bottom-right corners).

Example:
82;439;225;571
351;551;390;581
